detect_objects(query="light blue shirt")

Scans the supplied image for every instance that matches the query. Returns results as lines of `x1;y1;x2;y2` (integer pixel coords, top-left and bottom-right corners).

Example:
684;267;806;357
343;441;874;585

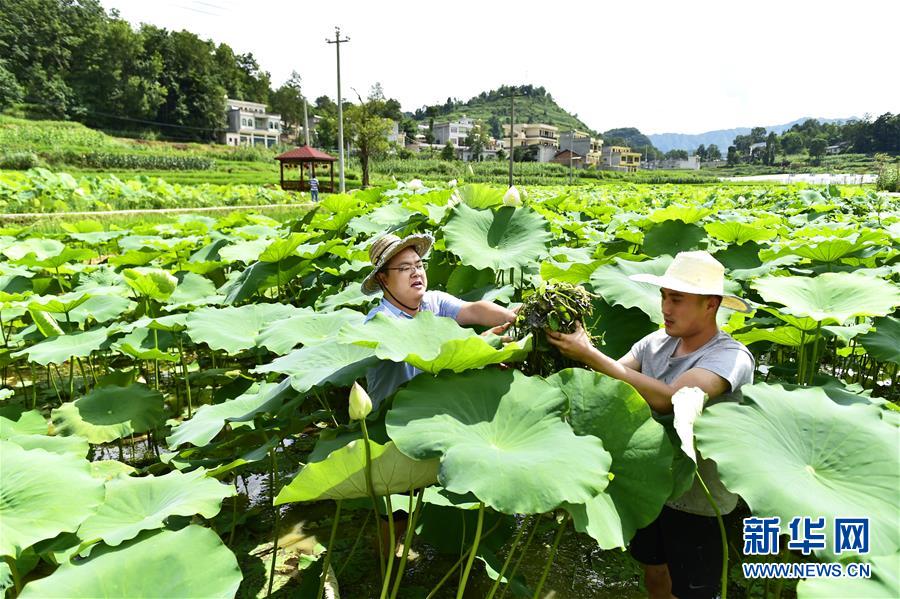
364;290;464;406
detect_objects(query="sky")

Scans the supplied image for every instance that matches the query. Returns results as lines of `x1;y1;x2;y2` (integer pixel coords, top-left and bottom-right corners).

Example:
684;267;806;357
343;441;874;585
101;0;898;135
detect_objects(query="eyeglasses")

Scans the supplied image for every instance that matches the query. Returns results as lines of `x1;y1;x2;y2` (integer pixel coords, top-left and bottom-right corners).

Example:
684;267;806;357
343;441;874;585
383;261;427;275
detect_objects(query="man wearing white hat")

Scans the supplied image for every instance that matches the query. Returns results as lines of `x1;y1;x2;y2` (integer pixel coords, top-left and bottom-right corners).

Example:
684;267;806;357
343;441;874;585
547;250;755;599
361;231;517;406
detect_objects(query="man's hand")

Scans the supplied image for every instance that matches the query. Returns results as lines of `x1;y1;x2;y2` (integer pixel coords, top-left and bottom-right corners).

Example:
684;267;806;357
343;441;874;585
481;321;513;343
545;321;596;363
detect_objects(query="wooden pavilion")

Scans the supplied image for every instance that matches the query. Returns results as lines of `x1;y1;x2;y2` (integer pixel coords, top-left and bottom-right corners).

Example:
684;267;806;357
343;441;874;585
275;146;336;192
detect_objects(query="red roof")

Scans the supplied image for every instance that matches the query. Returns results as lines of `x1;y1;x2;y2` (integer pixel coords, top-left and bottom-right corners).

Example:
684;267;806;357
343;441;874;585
275;145;337;162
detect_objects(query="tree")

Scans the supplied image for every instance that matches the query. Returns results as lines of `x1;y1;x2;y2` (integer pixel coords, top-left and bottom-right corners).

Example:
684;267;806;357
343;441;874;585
496;148;506;161
464;121;489;161
695;144;707;161
488;115;502;140
441;141;455;161
269;71;304;141
764;132;778;166
0;60;25;110
706;144;722;161
808;137;828;163
346;94;392;187
749;127;767;144
726;145;739;166
780;131;804;155
665;149;689;160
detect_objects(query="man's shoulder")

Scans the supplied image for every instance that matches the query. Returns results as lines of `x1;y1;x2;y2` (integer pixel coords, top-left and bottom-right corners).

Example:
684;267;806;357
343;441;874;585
364;301;390;322
711;331;754;359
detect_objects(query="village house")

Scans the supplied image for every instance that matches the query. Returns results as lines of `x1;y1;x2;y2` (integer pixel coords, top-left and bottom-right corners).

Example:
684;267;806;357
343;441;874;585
558;130;603;167
600;145;642;172
220;98;282;148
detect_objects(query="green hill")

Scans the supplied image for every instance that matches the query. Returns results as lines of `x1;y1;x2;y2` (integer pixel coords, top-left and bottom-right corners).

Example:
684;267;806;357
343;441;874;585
411;85;598;138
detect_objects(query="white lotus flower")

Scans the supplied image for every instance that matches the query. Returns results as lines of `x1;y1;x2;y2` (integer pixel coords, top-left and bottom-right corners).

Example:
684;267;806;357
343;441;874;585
671;386;707;463
503;186;521;207
348;382;372;421
407;179;424;191
447;189;462;207
447;179;458;187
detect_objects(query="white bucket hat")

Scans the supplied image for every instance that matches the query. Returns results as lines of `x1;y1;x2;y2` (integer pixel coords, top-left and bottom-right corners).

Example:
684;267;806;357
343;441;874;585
361;232;434;295
628;251;752;313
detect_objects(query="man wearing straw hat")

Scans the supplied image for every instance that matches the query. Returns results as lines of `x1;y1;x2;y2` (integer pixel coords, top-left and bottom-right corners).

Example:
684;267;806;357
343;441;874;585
361;231;518;406
547;250;755;599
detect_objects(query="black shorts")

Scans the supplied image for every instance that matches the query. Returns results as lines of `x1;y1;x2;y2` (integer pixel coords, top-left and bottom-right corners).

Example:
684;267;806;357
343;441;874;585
629;505;723;599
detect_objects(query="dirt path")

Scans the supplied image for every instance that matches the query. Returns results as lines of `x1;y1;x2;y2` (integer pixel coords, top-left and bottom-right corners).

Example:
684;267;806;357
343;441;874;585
1;203;315;221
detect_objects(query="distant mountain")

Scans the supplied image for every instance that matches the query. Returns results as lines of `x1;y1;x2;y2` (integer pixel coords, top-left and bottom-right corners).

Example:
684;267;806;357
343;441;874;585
602;127;654;150
647;117;854;153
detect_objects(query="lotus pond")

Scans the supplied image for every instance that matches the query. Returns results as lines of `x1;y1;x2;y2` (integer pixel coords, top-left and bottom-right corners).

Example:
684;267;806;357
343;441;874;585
1;179;899;599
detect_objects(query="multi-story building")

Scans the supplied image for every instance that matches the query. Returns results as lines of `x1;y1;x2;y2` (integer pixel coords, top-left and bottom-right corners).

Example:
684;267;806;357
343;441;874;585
601;145;642;172
432;116;476;147
559;130;603;166
221;98;282;148
500;123;559;149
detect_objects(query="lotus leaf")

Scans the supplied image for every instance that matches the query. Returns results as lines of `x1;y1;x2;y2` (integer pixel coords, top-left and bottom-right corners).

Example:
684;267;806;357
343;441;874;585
386;369;611;514
122;268;178;301
695;383;900;559
547;369;673;548
858;316;900;365
340;311;530;374
51;384;166;444
12;326;112;366
255;308;365;355
0;441;105;558
185;303;298;354
275;439;439;504
77;469;234;550
752;273;900;325
18;526;242;598
443;204;552;271
590;256;673;324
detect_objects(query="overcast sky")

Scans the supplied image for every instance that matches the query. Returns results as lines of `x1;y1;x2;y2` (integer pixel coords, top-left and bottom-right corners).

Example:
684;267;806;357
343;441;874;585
101;0;897;134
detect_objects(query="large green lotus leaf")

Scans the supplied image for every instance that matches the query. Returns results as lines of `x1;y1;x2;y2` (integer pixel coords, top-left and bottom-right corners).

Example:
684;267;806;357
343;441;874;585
797;552;899;598
185;303;298;354
77;469;234;550
590;256;673;324
11;326;112;366
51;384;166;444
68;295;134;325
258;232;309;262
5;434;89;458
27;291;91;314
114;327;178;362
253;343;379;393
0;410;48;437
122;268;178;301
641;220;707;257
443;204;552;271
167;381;296;448
316;282;375;312
704;220;778;244
456;183;505;209
584;298;659;359
695;383;900;559
255;308;365;355
546;369;673;548
18;525;242;598
752;273;900;325
218;238;270;263
386;369;611;514
275;439;439;504
733;326;806;348
340;311;530;374
0;441;105;558
648;205;714;224
3;238;63;262
858;316;900;365
165;272;220;310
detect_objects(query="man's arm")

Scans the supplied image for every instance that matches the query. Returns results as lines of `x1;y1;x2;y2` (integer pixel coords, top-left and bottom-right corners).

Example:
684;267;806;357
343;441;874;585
546;323;729;413
456;300;517;328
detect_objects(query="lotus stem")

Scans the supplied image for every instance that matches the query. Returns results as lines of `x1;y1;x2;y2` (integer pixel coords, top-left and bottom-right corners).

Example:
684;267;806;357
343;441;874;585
807;322;822;386
317;499;343;599
456;501;485;599
3;555;21;596
486;515;530;599
425;517;504;599
499;513;541;599
696;472;728;599
379;494;397;599
532;513;569;599
359;419;386;579
389;489;425;599
177;336;192;418
267;444;281;597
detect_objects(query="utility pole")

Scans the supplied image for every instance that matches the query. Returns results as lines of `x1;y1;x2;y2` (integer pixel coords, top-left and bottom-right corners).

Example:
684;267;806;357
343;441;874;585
326;27;349;193
302;97;310;146
500;87;528;188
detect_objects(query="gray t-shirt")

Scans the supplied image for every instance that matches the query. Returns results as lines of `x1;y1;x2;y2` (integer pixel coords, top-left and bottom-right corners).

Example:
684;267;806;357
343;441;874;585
626;329;755;516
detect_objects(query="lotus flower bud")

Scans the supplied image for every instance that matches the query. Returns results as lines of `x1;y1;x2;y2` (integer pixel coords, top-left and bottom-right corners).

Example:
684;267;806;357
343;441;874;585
671;387;707;463
407;178;424;191
348;382;372;421
503;186;521;207
447;179;457;187
447;189;462;208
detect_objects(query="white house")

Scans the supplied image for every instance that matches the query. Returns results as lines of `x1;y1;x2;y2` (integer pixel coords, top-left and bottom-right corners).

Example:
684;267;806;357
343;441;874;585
221;98;282;148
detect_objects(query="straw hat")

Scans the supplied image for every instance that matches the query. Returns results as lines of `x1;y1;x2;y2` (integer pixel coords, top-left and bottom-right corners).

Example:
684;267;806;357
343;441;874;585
628;251;752;312
361;232;434;295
